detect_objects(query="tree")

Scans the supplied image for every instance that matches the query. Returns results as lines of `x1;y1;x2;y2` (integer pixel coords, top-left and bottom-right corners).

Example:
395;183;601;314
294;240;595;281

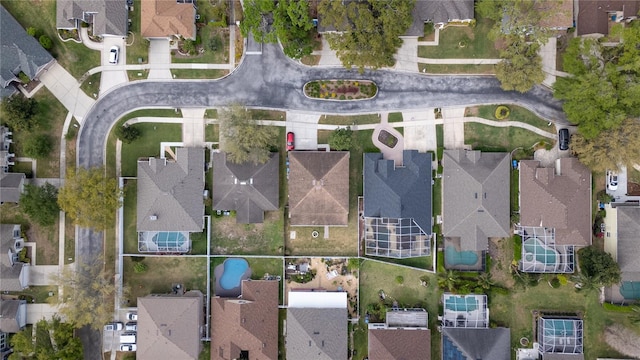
26;26;38;37
318;0;415;71
273;0;314;59
239;0;277;42
219;104;279;164
22;134;53;159
20;183;59;227
57;167;122;229
495;36;545;92
115;125;141;144
0;95;38;131
39;35;52;50
577;246;621;287
133;262;148;273
476;272;495;290
570;118;640;173
328;127;353;150
9;317;83;359
51;257;127;330
437;270;460;292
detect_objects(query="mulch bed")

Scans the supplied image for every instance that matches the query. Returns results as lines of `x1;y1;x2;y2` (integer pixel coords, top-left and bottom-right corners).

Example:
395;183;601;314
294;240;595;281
627;182;640;196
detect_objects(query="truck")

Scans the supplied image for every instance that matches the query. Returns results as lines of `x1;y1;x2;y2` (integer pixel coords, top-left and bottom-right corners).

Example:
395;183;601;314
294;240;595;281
119;332;136;344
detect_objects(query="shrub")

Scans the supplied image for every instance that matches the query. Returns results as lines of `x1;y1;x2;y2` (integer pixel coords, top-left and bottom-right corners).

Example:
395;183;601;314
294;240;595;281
18;72;31;84
133;262;148;273
603;303;633;312
495;105;510;120
557;274;568;285
39;35;52;50
207;35;223;51
23;134;53;159
490;286;509;295
419;275;430;287
550;277;561;288
115;125;141;144
26;27;38;37
395;275;404;284
18;248;30;263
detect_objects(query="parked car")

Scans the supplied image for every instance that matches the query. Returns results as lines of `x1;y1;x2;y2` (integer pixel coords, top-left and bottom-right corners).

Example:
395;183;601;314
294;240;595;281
126;312;138;321
104;322;123;331
109;46;119;64
125;322;137;332
558;128;570;151
607;170;618;190
286;132;295;151
120;344;137;352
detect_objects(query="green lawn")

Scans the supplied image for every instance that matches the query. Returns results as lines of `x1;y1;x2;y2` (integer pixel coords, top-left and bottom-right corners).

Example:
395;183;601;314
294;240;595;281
210;210;285;255
171;69;228;79
127;70;149;80
122;180;138;254
12;161;33;178
368;256;434;271
510;169;519;213
388;112;403;122
126;0;149;65
418;63;496;74
205;124;219;142
64;215;75;264
7;286;57;303
2;0;100;79
418;16;499;59
80;72;100;99
320;114;380;125
172;25;229;64
473;105;556;132
120;123;183;177
464;123;548;152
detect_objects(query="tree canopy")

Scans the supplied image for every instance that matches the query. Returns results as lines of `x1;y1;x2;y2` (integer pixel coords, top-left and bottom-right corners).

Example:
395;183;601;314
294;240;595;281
9;316;83;360
0;95;38;131
219;104;279;164
328;127;353;150
20;183;60;227
495;36;545;92
22;134;53;159
239;0;277;42
57;167;122;229
577;246;621;287
318;0;415;71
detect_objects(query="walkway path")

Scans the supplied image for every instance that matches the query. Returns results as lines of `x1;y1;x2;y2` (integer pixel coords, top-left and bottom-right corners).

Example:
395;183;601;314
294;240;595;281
372;112;404;165
79;28;103;51
39;63;95;122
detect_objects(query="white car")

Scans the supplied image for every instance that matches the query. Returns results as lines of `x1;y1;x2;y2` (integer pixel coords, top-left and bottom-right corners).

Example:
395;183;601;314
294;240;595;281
125;322;137;332
126;312;138;321
109;46;119;64
120;344;137;352
104;322;123;331
607;170;618;191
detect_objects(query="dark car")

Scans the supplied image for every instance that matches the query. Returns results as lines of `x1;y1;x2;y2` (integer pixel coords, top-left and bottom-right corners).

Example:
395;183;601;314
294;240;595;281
558;128;570;151
286;132;294;151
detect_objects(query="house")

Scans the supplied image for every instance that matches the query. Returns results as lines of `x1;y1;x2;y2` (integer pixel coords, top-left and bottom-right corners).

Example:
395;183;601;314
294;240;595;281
137;147;204;253
517;158;591;273
405;0;474;34
288;151;349;226
211;280;279;360
137;290;204;360
0;299;27;334
0;173;25;204
286;291;348;360
368;308;430;360
603;203;640;303
577;0;640;36
363;151;432;258
56;0;128;37
212;152;279;224
1;127;13;172
141;0;197;40
441;294;488;329
1;329;12;359
537;317;584;359
0;5;55;98
442;150;510;270
0;224;29;292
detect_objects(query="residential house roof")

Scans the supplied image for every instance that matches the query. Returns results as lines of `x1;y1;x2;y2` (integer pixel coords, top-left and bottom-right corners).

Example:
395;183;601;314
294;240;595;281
368;328;431;360
0;299;26;333
288;151;349;226
56;0;128;36
614;206;640;282
441;327;511;360
0;224;27;292
211;280;279;360
0;173;25;203
443;150;510;251
0;5;55;98
577;0;640;36
141;0;196;39
212;152;279;224
519;159;591;247
536;0;574;29
137;290;203;360
286;307;348;360
405;0;474;35
137;148;204;232
364;151;432;234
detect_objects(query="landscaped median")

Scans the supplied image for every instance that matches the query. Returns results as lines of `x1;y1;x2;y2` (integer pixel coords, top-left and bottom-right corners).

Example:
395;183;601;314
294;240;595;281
304;80;378;100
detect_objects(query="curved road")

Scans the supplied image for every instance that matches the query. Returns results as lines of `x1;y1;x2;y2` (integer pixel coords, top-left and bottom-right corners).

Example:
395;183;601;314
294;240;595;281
76;42;566;359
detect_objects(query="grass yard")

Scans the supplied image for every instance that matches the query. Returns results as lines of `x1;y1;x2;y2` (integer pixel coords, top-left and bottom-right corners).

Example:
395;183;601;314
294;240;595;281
172;25;229;64
123;256;207;306
249;109;286;121
471;105;556;132
127;69;149;80
170;69;229;79
6;286;57;303
511;169;519;213
464;123;549;152
126;0;149;65
319;114;381;126
122;180;138;254
418;63;496;74
2;1;100;79
301;55;321;66
205;109;218;119
417;16;499;59
388;112;403;122
120;123;183;177
205;124;219;142
11;161;33;178
369;256;434;271
210;210;285;255
80;73;101;99
64;215;75;264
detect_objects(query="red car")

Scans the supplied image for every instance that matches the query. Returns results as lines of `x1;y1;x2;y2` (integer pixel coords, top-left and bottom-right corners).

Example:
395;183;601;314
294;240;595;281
286;132;295;151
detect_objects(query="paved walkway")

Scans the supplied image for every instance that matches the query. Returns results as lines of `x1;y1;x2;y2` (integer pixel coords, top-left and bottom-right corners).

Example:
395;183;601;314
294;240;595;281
372;113;405;165
442;107;467;149
79;28;103;51
401;109;437;153
39;63;95;122
181;108;206;146
416;28;440;46
540;37;557;87
148;39;172;79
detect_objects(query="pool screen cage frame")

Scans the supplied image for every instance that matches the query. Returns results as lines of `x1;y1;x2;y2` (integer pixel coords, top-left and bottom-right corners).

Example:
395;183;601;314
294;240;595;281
364;217;432;258
517;225;574;273
441;293;489;329
138;231;191;253
538;318;584;355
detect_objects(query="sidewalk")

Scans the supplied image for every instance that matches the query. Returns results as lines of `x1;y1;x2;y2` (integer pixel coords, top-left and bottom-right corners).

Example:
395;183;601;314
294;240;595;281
39;63;95;123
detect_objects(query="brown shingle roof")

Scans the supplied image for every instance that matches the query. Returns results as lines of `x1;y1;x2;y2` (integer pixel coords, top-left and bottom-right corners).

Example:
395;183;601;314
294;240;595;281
288;151;349;226
211;280;279;360
519;158;592;247
368;328;431;360
577;0;640;35
141;0;196;39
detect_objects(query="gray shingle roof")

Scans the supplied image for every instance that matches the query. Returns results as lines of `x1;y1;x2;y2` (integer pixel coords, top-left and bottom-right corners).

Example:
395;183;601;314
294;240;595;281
0;299;26;333
0;5;54;98
442;327;511;360
0;224;27;292
137;148;204;232
56;0;128;36
286;308;348;360
0;173;25;203
212;152;279;224
364;150;433;234
405;0;475;36
443;150;510;251
615;206;640;282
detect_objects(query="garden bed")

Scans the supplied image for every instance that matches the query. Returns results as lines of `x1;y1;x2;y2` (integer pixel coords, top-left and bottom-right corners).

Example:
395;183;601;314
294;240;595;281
304;80;377;100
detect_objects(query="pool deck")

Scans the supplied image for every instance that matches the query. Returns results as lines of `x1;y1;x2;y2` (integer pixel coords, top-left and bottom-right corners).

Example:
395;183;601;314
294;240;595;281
214;260;252;298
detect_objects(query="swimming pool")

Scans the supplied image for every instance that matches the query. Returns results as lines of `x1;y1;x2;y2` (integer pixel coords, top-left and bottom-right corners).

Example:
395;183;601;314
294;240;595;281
219;258;250;290
620;281;640;300
543;319;575;337
152;232;187;249
523;238;557;265
445;296;478;311
445;246;479;266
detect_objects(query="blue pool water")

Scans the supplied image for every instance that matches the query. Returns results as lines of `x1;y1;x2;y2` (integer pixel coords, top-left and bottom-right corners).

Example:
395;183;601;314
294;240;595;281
523;238;557;265
219;258;249;290
445;246;479;266
445;296;478;311
543;319;575;336
152;232;186;248
620;281;640;300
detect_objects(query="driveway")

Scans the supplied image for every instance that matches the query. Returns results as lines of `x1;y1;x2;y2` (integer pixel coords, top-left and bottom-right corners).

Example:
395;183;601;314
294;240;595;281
286;111;320;150
402;109;437;152
100;37;128;95
147;39;172;79
394;38;419;72
442;107;467;149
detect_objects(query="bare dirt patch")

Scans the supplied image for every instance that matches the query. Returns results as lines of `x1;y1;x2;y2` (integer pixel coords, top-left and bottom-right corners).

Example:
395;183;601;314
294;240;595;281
27;222;59;265
211;211;284;255
604;324;640;358
488;237;515;288
627;182;640;196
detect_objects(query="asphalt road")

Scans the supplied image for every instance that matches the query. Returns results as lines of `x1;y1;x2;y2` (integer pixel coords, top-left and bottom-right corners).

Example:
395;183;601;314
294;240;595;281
75;42;566;359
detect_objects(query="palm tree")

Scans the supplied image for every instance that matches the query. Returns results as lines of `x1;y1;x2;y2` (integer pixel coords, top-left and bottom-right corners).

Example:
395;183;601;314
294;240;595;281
571;272;601;295
477;272;495;290
438;270;460;292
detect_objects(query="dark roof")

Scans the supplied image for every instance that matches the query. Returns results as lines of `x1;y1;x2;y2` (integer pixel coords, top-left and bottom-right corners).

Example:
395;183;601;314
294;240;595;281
519;159;592;247
288;151;349;226
0;299;26;333
56;0;128;36
443;150;510;251
137;148;204;232
0;173;25;203
286;307;348;360
0;224;26;292
0;5;54;98
577;0;640;35
405;0;475;36
368;328;431;360
211;281;279;360
615;206;640;282
364;150;433;234
441;327;511;360
212;152;279;224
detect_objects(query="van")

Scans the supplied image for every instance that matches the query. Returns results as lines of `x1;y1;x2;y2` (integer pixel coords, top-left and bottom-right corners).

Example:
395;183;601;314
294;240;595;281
119;332;136;344
125;322;137;332
558;128;570;150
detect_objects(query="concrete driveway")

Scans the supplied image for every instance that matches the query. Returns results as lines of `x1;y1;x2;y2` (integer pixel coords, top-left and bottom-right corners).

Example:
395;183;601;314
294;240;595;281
402;109;437;152
100;37;128;95
442;107;467;149
39;63;95;122
148;39;172;79
286;112;320;150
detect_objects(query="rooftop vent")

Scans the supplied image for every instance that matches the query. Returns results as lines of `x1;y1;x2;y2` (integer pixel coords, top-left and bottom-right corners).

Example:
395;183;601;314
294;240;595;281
149;215;158;221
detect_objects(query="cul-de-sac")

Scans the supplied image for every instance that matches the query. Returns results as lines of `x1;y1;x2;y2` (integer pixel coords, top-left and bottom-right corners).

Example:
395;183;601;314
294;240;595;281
1;0;639;359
